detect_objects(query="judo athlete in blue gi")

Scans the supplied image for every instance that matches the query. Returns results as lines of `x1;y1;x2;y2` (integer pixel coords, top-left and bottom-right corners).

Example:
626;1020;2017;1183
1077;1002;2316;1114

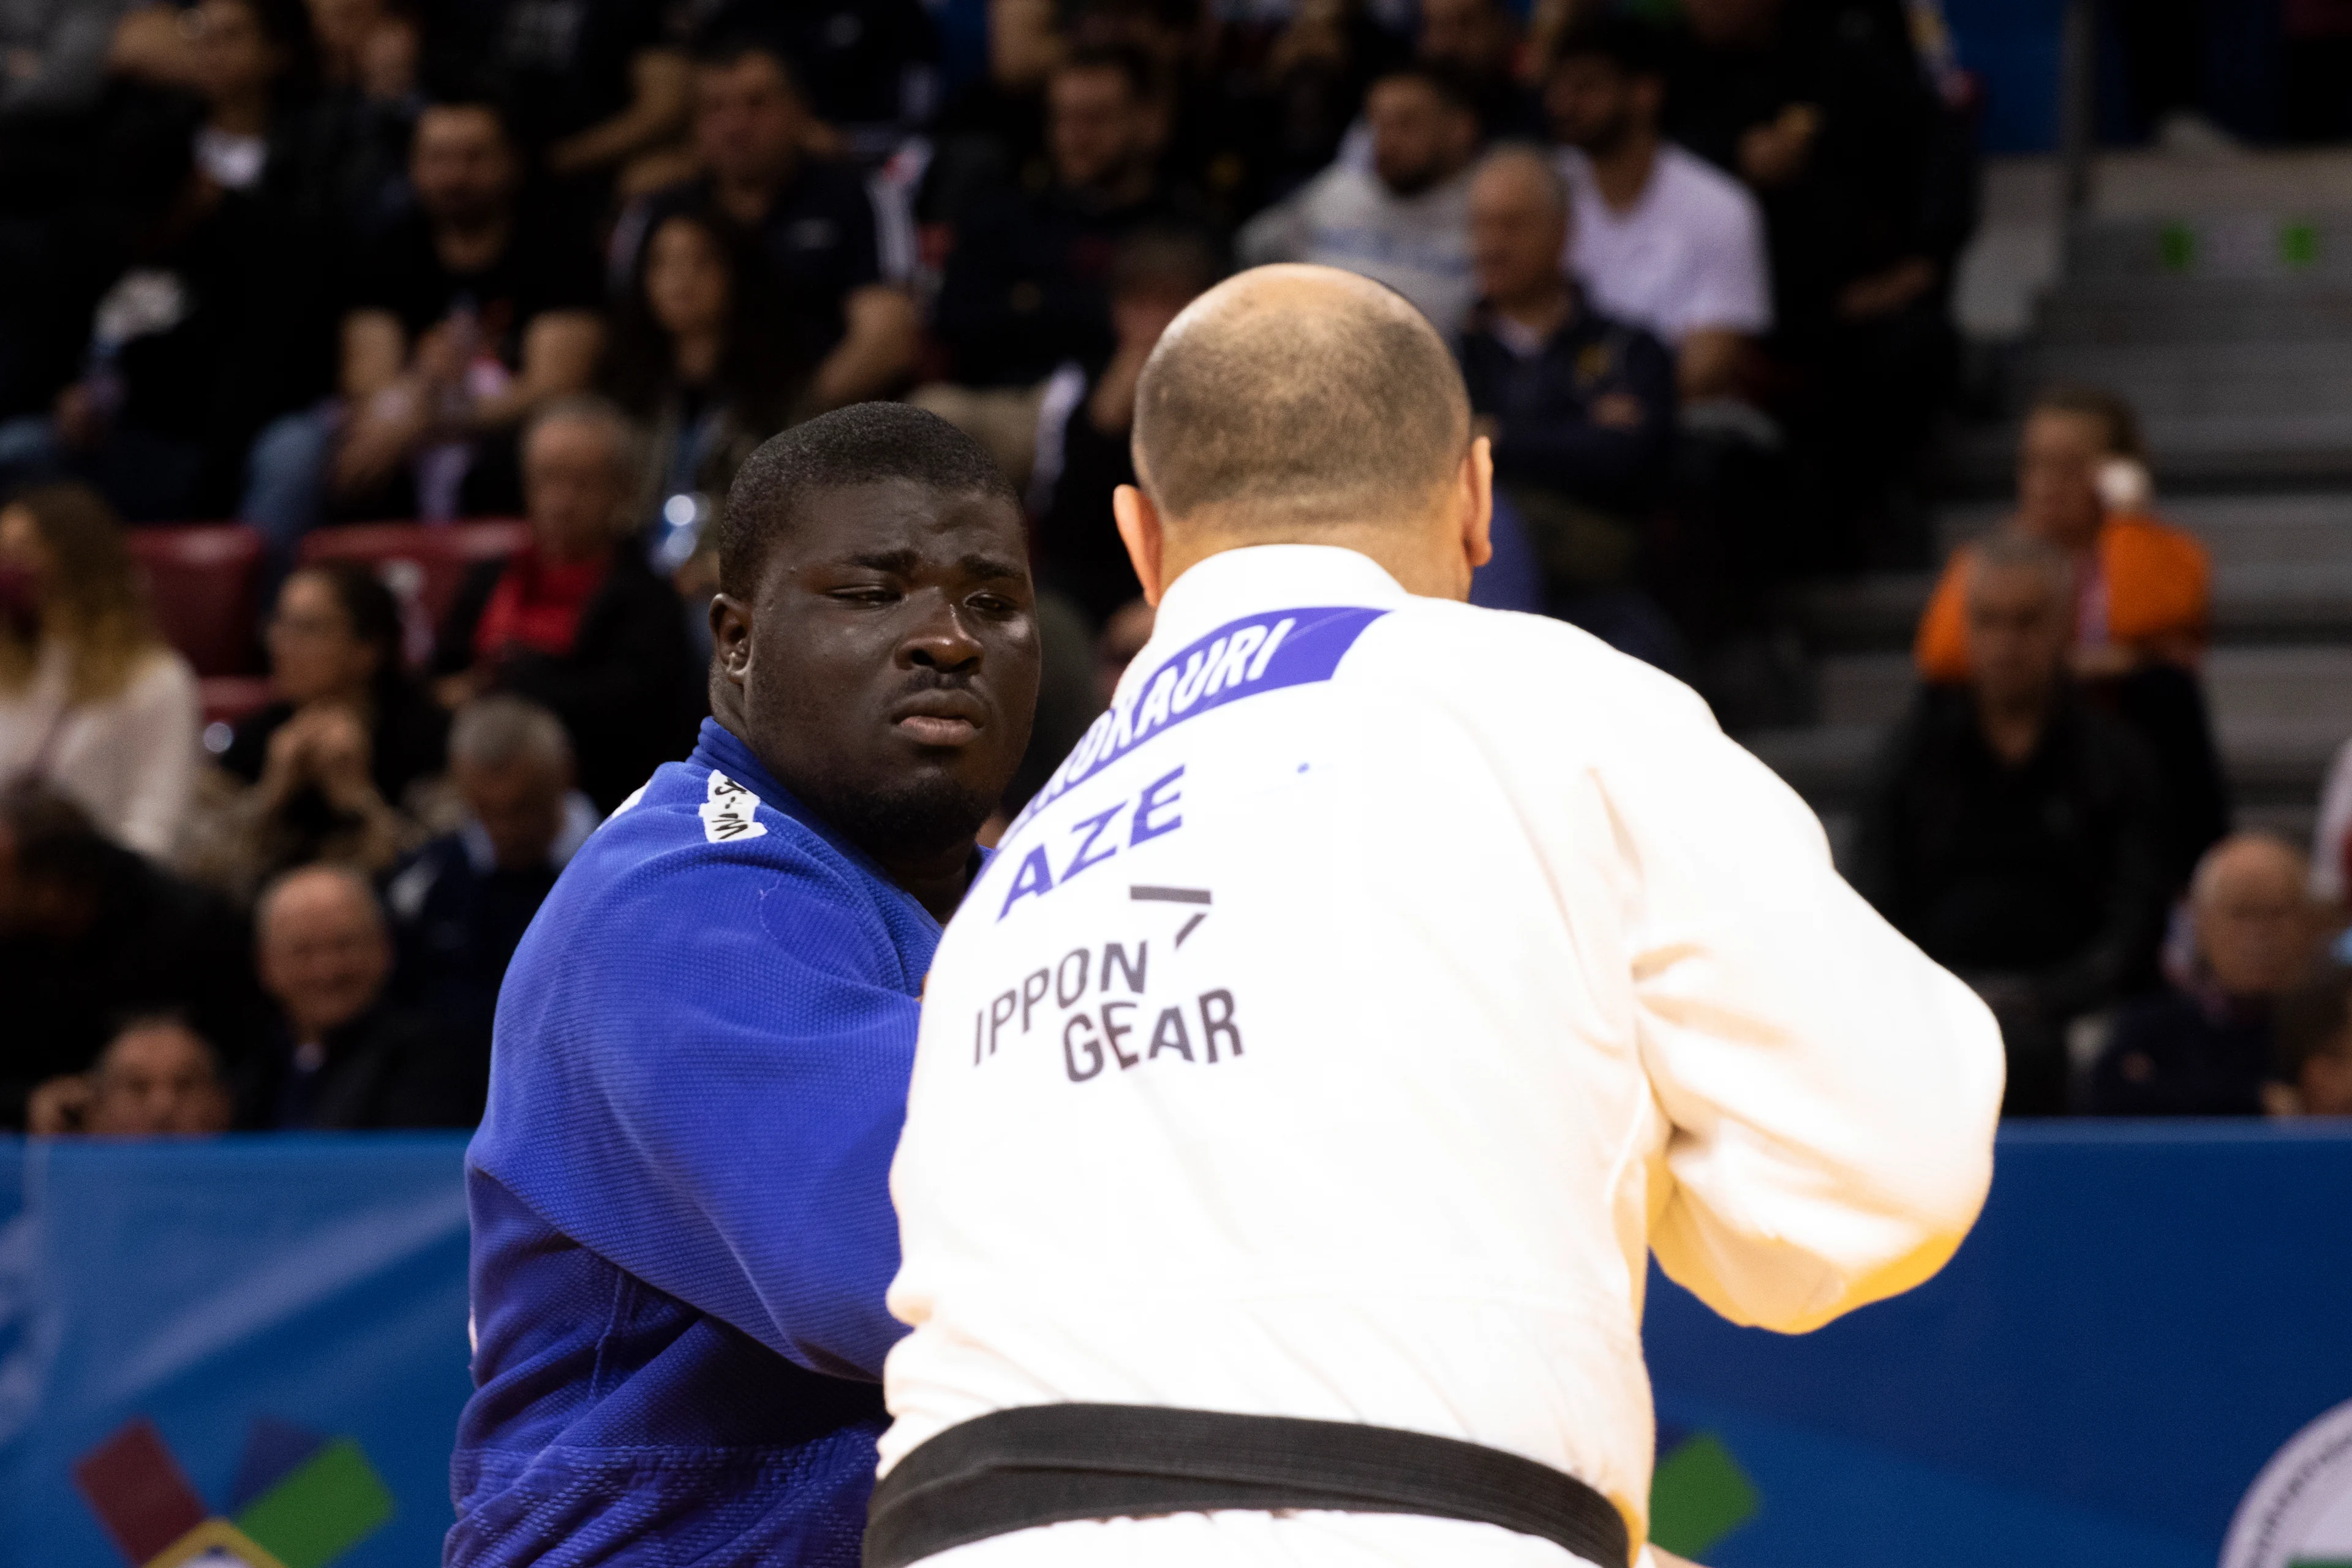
447;405;1041;1567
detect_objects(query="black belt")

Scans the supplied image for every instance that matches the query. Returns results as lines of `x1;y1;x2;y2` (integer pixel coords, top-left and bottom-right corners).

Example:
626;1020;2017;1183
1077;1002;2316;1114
864;1403;1630;1568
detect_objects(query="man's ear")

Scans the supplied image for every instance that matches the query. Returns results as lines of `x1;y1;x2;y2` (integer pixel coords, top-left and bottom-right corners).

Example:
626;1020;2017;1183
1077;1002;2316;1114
1113;484;1167;606
710;594;754;686
1461;435;1494;574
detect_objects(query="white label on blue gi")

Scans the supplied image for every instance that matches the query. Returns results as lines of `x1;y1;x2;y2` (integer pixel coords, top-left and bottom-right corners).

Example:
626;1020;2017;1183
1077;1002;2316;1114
700;770;767;843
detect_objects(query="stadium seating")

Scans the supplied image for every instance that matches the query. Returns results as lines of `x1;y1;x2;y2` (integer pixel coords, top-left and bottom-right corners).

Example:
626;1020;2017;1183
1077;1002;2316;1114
297;521;532;666
124;524;266;679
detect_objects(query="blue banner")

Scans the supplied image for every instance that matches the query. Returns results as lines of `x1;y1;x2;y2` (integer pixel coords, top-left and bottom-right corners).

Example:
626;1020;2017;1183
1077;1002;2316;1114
4;1126;2348;1567
0;1135;473;1568
1646;1123;2352;1567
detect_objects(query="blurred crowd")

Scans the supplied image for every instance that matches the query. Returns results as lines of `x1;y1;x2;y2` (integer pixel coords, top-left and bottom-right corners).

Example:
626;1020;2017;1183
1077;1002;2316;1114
0;0;2348;1136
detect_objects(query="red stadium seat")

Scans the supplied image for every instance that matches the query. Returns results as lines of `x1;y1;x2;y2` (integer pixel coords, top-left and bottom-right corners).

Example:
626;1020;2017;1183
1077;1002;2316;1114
198;675;275;728
298;521;533;665
126;524;266;678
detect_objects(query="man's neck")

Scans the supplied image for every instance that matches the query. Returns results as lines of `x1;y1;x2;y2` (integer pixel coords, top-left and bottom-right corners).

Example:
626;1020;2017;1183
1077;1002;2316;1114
869;840;984;926
709;707;981;925
434;213;511;274
1493;277;1574;341
1588;127;1660;214
715;160;793;227
675;331;723;385
1070;160;1156;212
210;92;271;139
1977;684;2054;766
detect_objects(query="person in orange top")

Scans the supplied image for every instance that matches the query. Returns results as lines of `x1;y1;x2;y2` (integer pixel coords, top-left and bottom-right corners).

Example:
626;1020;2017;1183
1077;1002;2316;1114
1915;385;2210;683
1915;384;2228;884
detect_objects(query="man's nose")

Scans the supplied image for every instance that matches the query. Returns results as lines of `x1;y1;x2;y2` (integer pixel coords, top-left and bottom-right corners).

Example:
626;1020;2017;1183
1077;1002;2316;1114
903;597;986;671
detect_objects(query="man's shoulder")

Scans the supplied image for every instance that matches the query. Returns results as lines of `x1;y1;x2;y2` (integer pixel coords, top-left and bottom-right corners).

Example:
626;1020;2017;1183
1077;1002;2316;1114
1353;598;1714;736
385;832;474;924
1652;144;1765;231
568;760;861;894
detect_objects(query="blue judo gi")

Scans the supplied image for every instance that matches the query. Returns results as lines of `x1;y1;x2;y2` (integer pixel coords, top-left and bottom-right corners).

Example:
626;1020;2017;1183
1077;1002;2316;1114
449;719;947;1567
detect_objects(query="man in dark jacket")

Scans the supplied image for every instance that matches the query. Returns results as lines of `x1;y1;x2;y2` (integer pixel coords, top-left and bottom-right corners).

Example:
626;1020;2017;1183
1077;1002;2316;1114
1455;146;1675;654
386;695;594;1055
933;46;1202;389
2090;833;2317;1116
247;862;480;1129
0;787;268;1126
435;396;703;810
1852;533;2171;1114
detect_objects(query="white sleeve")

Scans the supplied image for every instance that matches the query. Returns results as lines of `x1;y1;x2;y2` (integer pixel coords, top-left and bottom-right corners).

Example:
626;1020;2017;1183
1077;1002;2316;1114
2313;739;2352;903
1600;677;2002;1333
111;654;200;859
1678;176;1774;338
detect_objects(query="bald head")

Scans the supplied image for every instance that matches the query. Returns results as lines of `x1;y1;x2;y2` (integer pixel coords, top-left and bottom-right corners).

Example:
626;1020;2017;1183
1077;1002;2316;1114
2192;833;2314;998
1133;265;1471;532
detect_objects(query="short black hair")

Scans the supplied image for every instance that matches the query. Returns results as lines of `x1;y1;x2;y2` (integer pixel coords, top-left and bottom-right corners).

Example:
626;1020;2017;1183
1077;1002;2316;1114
718;404;1021;598
1055;42;1158;105
1552;15;1668;78
694;32;805;97
418;75;519;144
0;785;110;888
1370;62;1480;116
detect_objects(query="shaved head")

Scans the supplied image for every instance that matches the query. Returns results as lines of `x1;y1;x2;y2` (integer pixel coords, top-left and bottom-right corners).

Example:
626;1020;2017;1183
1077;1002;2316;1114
1133;264;1471;531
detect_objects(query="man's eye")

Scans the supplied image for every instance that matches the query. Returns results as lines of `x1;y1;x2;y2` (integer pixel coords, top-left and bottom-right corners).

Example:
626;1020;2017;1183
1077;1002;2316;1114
833;586;896;603
968;593;1020;614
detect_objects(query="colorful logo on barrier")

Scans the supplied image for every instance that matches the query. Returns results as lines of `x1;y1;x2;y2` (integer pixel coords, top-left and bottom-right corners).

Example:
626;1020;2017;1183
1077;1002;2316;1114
2225;1396;2352;1568
73;1415;394;1568
1649;1422;1761;1560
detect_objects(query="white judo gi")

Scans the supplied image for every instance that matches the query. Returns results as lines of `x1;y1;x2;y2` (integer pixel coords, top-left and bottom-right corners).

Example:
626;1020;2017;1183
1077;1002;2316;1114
880;543;2005;1566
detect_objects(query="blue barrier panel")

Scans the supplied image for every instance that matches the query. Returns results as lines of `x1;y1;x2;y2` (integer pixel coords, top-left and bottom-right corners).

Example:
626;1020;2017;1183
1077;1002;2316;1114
0;1135;473;1568
4;1125;2348;1566
1647;1123;2352;1566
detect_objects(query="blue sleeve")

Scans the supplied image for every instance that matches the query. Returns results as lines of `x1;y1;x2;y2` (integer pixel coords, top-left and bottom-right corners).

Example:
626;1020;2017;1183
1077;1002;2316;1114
473;832;916;1381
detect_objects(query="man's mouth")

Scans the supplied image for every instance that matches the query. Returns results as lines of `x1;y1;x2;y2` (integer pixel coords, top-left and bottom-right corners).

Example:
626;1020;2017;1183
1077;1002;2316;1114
892;689;987;747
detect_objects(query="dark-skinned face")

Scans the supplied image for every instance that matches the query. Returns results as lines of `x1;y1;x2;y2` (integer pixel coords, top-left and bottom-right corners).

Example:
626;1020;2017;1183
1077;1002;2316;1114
710;480;1041;866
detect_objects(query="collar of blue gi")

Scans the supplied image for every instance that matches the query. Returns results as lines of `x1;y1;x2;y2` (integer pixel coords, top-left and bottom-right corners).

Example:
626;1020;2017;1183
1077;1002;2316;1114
687;717;992;929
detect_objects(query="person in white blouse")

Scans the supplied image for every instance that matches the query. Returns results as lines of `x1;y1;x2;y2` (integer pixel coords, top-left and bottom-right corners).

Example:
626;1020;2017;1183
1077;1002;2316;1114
0;484;199;858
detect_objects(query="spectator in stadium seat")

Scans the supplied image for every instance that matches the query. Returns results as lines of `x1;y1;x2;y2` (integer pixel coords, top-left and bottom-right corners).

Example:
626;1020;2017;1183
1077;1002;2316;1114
1457;146;1673;610
1663;0;1970;565
703;0;941;153
417;0;689;183
203;560;444;894
0;0;337;523
1239;65;1482;337
605;200;808;573
27;1011;235;1136
385;695;593;1057
239;92;605;551
1028;226;1223;628
1544;16;1771;404
1417;0;1534;140
609;41;918;414
0;484;200;858
2271;960;2352;1117
0;787;266;1128
1914;385;2228;882
1851;534;2170;1116
932;45;1197;394
434;398;702;812
247;862;481;1128
2090;834;2320;1116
